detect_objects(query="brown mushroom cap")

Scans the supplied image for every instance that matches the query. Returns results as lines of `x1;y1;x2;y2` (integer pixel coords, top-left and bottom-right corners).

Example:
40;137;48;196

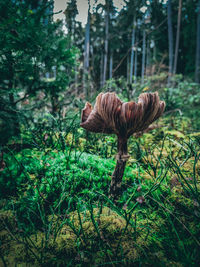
80;92;165;138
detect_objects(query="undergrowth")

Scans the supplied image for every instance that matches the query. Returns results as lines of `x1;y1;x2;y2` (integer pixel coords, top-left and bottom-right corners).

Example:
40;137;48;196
0;112;200;266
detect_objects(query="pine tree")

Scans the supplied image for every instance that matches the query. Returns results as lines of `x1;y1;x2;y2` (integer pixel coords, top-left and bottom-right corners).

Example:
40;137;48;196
0;0;76;145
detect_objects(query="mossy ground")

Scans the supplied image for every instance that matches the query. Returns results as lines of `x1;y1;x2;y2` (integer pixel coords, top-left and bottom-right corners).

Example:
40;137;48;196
0;124;200;266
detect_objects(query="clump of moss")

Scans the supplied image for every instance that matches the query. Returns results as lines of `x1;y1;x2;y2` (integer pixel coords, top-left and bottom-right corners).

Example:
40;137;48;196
0;209;16;231
2;207;148;265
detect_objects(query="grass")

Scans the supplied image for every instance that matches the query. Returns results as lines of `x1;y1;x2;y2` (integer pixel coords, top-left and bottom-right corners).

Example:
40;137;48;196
0;115;200;266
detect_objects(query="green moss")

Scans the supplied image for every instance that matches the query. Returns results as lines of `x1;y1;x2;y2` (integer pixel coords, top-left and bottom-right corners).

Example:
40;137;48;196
165;130;186;139
0;209;16;231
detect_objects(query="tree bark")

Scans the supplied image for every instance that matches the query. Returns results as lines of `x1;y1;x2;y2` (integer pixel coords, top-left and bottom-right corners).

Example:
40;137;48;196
127;55;129;83
195;0;200;83
129;18;136;84
109;52;113;90
141;29;146;84
83;6;90;98
102;0;109;87
134;35;138;84
173;0;182;75
7;52;20;136
109;137;129;202
167;0;174;85
100;52;104;88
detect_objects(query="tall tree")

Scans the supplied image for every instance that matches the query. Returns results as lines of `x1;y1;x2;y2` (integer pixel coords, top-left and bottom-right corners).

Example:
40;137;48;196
173;0;182;75
83;2;91;98
102;0;110;87
141;29;146;84
109;52;113;80
167;0;174;85
134;43;138;83
195;0;200;83
127;55;130;83
64;0;78;45
129;18;136;84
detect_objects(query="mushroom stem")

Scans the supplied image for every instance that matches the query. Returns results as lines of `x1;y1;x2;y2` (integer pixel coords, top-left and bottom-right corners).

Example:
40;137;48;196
109;136;129;202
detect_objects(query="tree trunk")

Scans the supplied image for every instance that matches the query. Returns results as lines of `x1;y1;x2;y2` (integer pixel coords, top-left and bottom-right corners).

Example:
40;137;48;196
51;95;59;116
7;52;20;136
100;52;104;88
75;58;78;96
146;39;150;76
173;0;182;75
134;38;138;84
129;18;136;84
90;44;95;95
127;55;129;83
141;29;146;84
102;0;109;87
109;52;113;90
109;137;129;202
167;0;174;85
195;0;200;83
83;7;90;98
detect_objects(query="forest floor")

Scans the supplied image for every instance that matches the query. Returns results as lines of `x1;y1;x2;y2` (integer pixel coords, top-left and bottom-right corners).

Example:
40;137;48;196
0;108;200;267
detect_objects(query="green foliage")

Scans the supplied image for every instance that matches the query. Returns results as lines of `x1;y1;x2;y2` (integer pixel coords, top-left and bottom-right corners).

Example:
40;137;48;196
1;110;200;266
0;0;77;146
162;76;200;116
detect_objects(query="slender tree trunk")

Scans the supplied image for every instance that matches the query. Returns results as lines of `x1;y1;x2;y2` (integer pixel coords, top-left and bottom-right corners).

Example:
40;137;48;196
129;18;136;84
141;30;146;84
109;53;113;80
152;41;156;75
109;52;113;90
146;39;150;76
195;0;200;83
90;44;95;95
173;0;182;75
153;40;156;62
7;52;20;136
83;8;90;98
51;95;58;116
167;0;173;85
75;60;78;96
100;52;104;88
134;39;138;84
102;0;109;87
127;55;129;83
71;19;75;46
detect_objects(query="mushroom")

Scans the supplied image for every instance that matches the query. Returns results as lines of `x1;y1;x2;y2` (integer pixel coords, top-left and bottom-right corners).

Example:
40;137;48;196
80;92;165;201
